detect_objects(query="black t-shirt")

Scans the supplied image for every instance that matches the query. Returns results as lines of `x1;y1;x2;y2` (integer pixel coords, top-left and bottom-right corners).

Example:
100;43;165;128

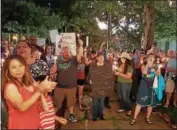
57;56;78;88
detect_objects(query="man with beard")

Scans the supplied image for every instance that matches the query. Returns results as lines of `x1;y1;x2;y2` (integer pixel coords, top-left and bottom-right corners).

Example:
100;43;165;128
50;39;83;123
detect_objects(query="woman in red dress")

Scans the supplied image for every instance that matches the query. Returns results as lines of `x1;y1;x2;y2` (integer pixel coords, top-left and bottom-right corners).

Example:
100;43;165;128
2;55;53;129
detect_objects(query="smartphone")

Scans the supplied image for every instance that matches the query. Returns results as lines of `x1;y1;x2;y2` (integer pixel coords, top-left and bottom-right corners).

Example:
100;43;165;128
34;75;47;82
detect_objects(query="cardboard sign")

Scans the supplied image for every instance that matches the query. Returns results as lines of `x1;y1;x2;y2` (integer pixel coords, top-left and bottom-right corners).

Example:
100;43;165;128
55;35;61;55
37;38;46;46
49;29;59;43
60;33;76;56
89;62;114;98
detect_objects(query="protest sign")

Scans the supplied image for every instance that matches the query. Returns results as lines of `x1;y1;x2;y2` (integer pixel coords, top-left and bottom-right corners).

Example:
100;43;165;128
37;38;46;46
49;29;59;43
60;33;76;56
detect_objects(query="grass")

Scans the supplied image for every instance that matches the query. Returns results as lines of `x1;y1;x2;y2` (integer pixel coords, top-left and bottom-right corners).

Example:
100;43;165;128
158;105;177;124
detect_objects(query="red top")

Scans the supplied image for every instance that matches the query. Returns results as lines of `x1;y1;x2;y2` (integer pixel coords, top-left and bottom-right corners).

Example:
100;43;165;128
4;81;41;129
77;64;85;79
40;96;55;129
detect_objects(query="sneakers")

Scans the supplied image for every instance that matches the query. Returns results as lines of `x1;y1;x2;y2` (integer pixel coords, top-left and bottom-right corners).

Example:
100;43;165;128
117;109;125;113
68;114;77;123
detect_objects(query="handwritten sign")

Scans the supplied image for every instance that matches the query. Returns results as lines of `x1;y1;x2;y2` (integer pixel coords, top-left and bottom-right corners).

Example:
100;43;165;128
55;35;61;55
89;61;114;98
49;29;59;43
37;38;46;46
60;33;76;56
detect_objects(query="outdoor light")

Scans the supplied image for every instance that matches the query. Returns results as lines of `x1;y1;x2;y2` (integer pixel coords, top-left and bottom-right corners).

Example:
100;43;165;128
158;64;163;69
12;35;18;40
77;33;80;38
2;58;5;66
54;56;57;63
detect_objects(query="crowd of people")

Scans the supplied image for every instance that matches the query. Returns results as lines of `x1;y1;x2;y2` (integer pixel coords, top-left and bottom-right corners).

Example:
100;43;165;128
1;36;177;129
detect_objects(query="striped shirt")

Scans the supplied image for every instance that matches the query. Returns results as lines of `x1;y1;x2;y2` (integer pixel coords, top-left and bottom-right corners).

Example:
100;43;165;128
40;96;55;129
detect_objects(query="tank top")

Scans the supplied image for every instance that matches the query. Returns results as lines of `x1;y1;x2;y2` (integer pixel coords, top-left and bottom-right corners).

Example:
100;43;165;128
77;63;85;79
4;80;41;129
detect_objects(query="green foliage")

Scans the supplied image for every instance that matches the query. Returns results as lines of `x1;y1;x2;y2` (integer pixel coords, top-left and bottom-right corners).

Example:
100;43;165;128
2;0;176;47
154;1;176;41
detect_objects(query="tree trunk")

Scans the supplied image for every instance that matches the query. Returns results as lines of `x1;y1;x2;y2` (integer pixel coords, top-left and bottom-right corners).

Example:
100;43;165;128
142;3;155;51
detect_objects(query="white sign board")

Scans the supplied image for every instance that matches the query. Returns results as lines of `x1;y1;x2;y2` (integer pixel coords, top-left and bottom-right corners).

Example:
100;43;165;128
60;33;76;56
49;29;59;43
55;35;61;55
37;38;46;46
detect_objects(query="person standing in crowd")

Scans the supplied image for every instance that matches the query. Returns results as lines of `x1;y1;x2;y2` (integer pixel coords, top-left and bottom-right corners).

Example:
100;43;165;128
164;50;177;108
39;80;67;129
2;55;53;129
41;45;55;68
16;40;49;79
130;53;161;125
99;42;112;109
77;57;86;111
115;52;133;116
50;39;83;123
89;52;114;121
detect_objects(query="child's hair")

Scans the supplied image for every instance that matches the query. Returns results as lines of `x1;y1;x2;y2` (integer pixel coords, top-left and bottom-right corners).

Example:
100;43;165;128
2;55;33;90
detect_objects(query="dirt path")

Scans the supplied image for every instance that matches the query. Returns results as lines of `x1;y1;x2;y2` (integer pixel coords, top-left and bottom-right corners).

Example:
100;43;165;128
61;102;170;129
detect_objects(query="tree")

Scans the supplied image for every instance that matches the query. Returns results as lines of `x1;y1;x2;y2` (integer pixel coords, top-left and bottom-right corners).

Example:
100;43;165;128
142;1;155;50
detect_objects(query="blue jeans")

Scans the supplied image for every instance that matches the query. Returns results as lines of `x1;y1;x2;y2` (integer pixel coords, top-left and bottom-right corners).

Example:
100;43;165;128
117;82;132;111
92;98;104;119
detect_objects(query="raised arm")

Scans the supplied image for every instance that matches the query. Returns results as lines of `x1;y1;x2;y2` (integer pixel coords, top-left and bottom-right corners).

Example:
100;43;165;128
77;39;84;63
99;41;106;52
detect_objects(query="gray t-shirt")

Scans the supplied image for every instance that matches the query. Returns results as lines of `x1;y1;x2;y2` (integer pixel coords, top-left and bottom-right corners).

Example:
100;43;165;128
57;56;78;88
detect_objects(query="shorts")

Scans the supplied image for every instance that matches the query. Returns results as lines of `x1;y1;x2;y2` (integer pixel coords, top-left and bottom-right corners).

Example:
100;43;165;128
165;79;175;93
77;79;85;86
53;87;76;110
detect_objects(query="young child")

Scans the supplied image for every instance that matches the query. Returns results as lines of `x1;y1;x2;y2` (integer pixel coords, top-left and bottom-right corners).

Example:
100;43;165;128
89;52;114;121
40;82;67;129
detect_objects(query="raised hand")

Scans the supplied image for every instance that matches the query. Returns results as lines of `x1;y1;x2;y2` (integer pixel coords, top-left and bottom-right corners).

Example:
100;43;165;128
78;39;83;47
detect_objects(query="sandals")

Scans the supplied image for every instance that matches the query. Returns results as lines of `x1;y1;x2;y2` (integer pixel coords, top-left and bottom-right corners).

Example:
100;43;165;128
145;118;152;124
130;119;136;125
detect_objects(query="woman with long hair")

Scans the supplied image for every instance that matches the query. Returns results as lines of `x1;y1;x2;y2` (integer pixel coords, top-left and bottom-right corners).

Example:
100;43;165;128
130;53;161;125
115;52;133;116
2;55;53;129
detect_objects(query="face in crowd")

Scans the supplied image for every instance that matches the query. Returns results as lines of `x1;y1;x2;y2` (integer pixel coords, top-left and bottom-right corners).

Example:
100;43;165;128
2;55;33;88
61;47;72;60
16;40;32;59
96;54;104;64
46;46;53;55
